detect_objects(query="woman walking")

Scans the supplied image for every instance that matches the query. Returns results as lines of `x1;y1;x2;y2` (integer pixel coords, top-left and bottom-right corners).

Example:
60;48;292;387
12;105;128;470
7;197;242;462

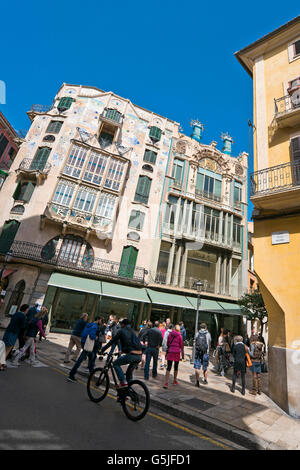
2;304;29;360
249;334;264;395
163;324;183;389
12;310;47;366
230;335;247;395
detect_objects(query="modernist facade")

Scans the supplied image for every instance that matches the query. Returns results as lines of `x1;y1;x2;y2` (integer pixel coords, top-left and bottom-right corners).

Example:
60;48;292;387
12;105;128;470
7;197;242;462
236;15;300;417
0;84;248;343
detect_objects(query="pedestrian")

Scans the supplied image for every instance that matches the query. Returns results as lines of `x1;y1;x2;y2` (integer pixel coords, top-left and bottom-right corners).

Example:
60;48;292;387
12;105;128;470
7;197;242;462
64;313;89;363
0;339;6;371
179;321;186;342
39;308;49;341
194;323;211;387
230;335;247;395
138;321;150;369
249;334;264;395
141;321;163;380
2;304;29;360
12;309;47;366
161;323;172;369
163;324;183;389
67;316;103;383
165;317;171;330
218;328;225;347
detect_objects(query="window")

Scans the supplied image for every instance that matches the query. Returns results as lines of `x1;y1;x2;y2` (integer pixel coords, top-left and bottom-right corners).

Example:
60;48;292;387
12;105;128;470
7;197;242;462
204;207;220;241
134;176;152;204
52;180;75;206
57;97;73;112
30;147;51;171
142;164;153;172
234;182;242;208
118;246;138;278
291;137;300;162
13;181;35;202
149;126;162;142
95;193;118;220
83;151;109;185
99;124;115;148
196;169;222;202
233;216;242;247
294;39;300;57
143;149;157;164
46;121;63;134
104;108;122;123
10;205;25;215
59;235;83;264
172;159;184;185
0;220;20;254
73;186;97;213
128;210;145;231
104;158;125;191
63;144;88;178
0;135;9;158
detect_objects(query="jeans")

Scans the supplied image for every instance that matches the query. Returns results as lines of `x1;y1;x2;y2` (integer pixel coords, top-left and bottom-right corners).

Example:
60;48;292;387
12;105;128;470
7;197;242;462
69;349;96;379
113;353;141;383
144;347;159;379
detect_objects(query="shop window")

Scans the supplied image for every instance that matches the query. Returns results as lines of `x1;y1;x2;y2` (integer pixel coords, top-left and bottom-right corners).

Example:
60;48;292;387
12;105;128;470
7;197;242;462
5;279;25;316
118;245;138;279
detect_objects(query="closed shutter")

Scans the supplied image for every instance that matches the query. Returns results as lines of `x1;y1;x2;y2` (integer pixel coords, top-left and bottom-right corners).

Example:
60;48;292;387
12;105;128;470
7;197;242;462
118;246;138;278
57;97;73;112
105;109;122;123
144;149;157;164
0;220;20;254
13;182;22;200
134;176;151;204
22;182;35;202
30;147;51;171
46;121;63;134
149;126;162;142
291;137;300;184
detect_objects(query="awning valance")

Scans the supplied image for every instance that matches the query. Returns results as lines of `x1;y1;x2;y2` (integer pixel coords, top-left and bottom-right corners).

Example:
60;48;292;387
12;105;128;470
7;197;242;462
217;301;243;316
48;273;101;295
186;296;224;312
101;281;150;303
146;289;193;309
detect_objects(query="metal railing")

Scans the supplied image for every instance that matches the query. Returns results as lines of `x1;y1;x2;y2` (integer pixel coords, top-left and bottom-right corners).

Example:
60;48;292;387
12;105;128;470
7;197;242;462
6;241;146;283
18;158;52;174
250;160;300;196
275;94;300;116
195;189;221;203
29;104;53;113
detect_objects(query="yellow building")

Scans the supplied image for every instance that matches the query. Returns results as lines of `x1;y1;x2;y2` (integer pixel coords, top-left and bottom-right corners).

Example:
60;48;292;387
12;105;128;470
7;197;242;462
236;16;300;418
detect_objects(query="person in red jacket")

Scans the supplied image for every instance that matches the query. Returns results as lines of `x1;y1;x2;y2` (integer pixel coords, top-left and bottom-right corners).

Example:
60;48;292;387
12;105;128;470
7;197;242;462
163;324;183;389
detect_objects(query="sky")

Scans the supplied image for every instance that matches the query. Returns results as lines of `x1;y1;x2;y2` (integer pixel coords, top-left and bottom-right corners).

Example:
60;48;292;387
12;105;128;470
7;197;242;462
1;1;299;219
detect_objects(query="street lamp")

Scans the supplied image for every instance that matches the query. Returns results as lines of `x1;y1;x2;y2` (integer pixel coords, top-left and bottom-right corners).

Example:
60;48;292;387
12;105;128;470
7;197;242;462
0;250;13;284
191;280;204;364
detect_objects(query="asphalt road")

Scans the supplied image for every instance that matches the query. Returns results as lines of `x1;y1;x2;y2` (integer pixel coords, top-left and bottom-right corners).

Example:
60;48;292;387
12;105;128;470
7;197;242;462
0;361;237;451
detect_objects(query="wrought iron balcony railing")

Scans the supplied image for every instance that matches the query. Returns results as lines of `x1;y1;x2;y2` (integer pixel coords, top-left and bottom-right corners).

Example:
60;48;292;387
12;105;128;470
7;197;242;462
250;160;300;196
6;241;146;283
275;94;300;116
195;188;221;203
18;158;51;174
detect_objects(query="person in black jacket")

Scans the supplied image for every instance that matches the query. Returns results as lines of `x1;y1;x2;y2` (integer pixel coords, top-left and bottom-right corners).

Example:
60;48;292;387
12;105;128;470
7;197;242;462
100;318;142;387
64;313;88;363
231;336;247;395
141;321;163;380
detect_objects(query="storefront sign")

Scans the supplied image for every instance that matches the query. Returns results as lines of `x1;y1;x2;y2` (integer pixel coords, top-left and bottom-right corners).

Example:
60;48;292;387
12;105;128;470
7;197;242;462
272;231;290;245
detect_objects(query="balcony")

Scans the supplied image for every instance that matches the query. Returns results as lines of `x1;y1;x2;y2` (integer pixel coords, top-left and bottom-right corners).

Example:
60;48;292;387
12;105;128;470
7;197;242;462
7;240;146;284
18;158;51;179
100;108;123;127
274;94;300;128
250;160;300;211
195;188;221;203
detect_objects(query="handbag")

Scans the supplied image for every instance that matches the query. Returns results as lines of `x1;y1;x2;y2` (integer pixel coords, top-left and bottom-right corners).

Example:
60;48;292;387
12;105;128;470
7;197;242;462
244;344;252;368
83;335;95;352
261;354;268;373
166;336;175;356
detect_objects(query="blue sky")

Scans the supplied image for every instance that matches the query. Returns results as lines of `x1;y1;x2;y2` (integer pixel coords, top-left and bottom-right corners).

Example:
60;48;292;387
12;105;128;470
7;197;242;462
1;1;299;219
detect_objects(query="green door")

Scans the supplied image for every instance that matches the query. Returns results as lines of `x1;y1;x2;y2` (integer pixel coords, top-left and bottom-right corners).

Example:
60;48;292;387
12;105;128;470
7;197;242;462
30;147;51;171
0;220;20;254
118;246;138;279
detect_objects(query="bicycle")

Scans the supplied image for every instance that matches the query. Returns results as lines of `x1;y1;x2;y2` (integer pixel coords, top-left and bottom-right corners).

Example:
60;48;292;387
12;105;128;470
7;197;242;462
87;352;150;421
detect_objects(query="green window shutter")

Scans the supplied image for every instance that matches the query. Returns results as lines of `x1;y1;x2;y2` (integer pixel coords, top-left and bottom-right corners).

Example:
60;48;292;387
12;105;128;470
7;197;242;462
149;126;162;142
0;220;20;254
144;149;157;164
46;121;63;134
57;97;73;112
22;182;35;202
105;109;122;123
118;246;138;278
13;182;21;200
30;147;51;171
134;176;151;204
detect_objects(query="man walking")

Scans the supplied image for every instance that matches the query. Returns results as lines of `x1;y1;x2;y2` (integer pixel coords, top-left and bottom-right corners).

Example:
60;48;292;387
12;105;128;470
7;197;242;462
64;313;88;363
194;323;211;387
141;321;162;380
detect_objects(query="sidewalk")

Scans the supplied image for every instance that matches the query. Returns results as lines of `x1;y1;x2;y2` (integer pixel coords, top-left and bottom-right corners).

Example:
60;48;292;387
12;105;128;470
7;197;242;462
3;331;300;450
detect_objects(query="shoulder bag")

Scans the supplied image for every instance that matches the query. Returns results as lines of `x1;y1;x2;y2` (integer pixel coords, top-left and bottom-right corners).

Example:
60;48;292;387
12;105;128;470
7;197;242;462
84;335;95;352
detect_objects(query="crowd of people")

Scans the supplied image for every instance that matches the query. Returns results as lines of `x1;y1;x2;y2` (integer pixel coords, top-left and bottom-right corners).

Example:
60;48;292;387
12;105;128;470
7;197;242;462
0;305;266;397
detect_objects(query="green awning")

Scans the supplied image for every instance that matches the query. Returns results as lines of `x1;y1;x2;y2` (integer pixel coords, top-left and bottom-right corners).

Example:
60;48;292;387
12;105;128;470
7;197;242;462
146;289;193;309
48;273;101;295
0;169;8;177
217;301;243;316
186;296;223;312
101;281;150;303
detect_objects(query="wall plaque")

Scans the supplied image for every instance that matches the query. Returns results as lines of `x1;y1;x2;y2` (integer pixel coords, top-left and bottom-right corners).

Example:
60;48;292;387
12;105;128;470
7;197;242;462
271;231;290;245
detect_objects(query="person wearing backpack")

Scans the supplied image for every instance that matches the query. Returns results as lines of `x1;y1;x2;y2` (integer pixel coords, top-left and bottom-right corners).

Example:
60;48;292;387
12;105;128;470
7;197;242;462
249;334;264;395
194;323;211;387
100;318;142;388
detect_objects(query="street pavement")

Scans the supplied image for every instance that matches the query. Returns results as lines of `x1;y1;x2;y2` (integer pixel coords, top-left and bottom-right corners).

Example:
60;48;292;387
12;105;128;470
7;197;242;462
1;331;300;450
0;356;238;451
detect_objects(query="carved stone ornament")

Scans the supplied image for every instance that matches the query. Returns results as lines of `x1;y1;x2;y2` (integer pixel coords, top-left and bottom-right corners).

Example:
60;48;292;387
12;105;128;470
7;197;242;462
176;140;187;154
235;163;244;176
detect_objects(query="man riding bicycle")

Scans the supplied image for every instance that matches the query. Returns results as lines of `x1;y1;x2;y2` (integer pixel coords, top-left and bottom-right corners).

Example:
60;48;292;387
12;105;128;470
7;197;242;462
100;318;142;388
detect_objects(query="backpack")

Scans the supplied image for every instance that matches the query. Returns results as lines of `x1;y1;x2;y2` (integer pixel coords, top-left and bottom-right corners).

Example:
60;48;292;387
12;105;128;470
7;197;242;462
131;331;143;351
252;342;263;361
196;331;208;355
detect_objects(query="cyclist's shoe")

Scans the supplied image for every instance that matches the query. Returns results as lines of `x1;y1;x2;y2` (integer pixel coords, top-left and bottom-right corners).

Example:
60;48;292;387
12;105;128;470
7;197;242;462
172;380;179;385
67;376;77;383
116;381;128;389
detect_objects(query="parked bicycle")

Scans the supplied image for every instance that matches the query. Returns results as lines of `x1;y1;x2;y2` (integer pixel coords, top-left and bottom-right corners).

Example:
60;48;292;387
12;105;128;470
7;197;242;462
87;352;150;421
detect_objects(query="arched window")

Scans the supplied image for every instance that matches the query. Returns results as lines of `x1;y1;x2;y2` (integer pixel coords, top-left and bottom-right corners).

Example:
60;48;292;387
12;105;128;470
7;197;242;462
41;236;60;261
58;235;94;268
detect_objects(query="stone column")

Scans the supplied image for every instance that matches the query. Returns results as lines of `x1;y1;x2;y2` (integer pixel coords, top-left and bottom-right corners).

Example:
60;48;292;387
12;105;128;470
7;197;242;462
179;244;188;288
166;242;176;285
221;256;227;294
172;244;182;286
215;253;222;294
228;256;232;296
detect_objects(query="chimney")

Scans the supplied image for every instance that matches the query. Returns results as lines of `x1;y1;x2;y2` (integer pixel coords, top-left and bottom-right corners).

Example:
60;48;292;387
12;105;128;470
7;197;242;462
221;133;234;155
190;120;204;143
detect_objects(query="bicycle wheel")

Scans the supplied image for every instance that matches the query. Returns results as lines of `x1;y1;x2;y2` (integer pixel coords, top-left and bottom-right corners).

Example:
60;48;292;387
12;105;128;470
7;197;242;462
87;368;110;403
121;379;150;421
